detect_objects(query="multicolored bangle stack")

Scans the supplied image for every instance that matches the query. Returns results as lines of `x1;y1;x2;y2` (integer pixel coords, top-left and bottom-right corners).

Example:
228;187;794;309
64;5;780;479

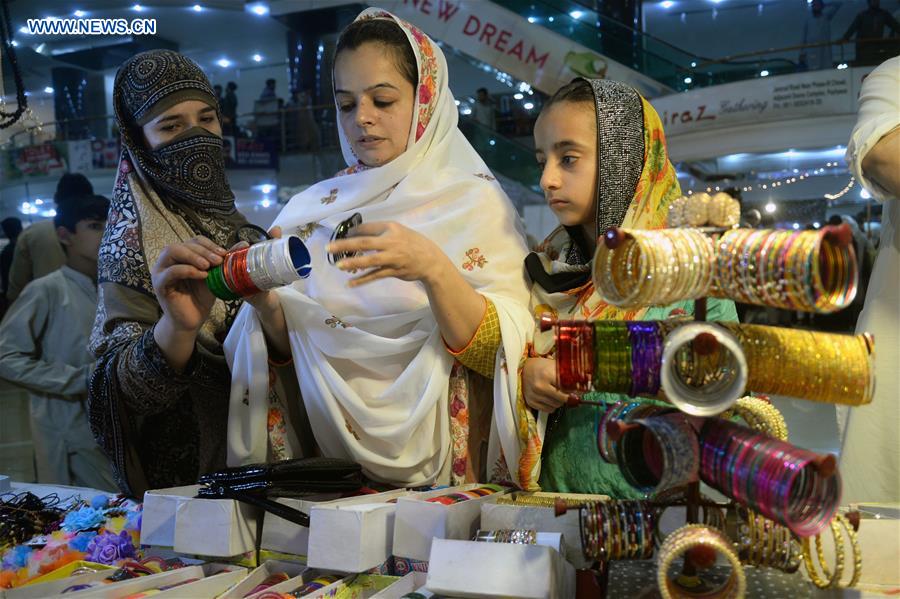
592;226;857;313
735;509;802;573
206;236;311;300
593;228;716;308
656;524;746;599
425;484;506;506
720;323;875;406
614;413;700;494
710;227;857;313
553;319;872;407
699;419;840;537
802;512;861;589
579;500;656;562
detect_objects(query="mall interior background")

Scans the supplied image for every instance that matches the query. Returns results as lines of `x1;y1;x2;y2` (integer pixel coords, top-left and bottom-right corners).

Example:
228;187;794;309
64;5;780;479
0;0;896;480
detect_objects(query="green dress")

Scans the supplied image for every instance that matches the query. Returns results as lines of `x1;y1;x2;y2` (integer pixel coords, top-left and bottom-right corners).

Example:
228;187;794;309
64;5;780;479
537;298;739;498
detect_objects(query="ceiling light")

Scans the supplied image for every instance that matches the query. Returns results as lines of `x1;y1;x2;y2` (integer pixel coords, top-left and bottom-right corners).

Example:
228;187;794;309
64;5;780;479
216;58;232;68
252;53;262;62
760;70;770;77
764;202;776;213
44;86;54;94
569;10;584;18
247;2;270;16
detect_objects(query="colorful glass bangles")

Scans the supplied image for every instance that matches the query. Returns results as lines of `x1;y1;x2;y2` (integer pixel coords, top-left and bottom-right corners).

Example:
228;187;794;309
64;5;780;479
801;512;861;589
551;319;872;407
656;524;746;599
593;226;858;313
424;484;506;505
710;226;857;313
594;228;716;308
699;419;840;538
579;500;656;562
613;413;700;494
206;236;312;300
720;324;875;407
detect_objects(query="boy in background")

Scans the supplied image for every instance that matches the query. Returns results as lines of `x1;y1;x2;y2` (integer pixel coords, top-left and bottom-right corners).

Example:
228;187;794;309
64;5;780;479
0;195;115;490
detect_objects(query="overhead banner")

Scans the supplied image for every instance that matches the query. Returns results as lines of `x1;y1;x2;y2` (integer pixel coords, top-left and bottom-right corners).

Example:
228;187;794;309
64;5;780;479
362;0;671;98
271;0;672;96
650;66;875;137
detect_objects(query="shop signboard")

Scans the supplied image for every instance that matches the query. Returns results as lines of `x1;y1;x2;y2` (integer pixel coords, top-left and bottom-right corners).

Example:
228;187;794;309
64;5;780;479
2;141;69;181
224;136;279;170
650;66;877;137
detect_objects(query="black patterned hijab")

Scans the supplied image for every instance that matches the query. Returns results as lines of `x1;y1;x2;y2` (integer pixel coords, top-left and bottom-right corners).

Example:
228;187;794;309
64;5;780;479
113;49;235;215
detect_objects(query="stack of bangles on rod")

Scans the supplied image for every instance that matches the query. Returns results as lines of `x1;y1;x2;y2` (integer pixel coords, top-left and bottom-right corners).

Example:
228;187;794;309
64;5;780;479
801;512;861;589
545;318;874;407
206;235;312;300
656;524;747;599
612;413;700;494
699;419;840;538
733;509;802;573
578;500;657;561
593;225;857;313
424;484;507;505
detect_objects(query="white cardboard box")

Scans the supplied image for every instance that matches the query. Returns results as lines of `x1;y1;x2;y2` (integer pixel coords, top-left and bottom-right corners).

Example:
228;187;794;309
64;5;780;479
173;495;259;557
426;539;575;599
372;572;429;598
307;489;414;572
392;484;510;562
260;493;342;556
140;485;201;547
217;560;307;599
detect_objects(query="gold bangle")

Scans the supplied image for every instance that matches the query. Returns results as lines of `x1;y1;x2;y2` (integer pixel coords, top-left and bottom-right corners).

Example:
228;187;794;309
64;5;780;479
802;517;844;588
657;524;746;599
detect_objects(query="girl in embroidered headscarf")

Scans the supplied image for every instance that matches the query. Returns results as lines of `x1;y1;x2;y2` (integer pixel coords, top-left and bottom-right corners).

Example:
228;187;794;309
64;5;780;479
489;79;738;495
225;9;532;487
88;50;298;497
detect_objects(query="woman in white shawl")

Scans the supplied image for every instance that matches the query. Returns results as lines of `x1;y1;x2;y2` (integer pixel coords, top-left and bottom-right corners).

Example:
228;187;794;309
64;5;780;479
225;9;532;487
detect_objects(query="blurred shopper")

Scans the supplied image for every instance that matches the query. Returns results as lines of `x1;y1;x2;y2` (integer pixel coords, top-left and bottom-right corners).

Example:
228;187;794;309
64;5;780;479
842;0;900;65
801;0;841;70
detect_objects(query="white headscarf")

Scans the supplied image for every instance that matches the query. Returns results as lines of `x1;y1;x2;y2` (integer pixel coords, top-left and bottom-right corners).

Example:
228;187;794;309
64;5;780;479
225;8;532;486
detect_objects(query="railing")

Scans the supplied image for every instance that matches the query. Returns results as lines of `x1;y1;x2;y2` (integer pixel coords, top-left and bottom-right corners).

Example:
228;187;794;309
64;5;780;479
491;0;899;89
2;104;543;191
